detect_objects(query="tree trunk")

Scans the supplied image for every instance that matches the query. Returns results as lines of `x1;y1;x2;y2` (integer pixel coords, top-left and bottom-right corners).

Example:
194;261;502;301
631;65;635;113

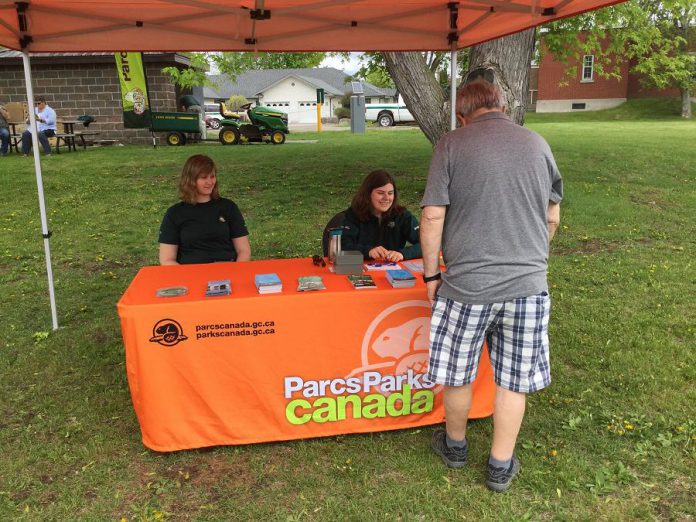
383;29;535;144
383;52;449;146
681;88;692;119
468;28;536;125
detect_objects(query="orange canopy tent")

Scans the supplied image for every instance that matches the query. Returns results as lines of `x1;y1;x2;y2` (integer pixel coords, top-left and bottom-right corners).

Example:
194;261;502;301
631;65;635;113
1;0;626;329
1;0;625;53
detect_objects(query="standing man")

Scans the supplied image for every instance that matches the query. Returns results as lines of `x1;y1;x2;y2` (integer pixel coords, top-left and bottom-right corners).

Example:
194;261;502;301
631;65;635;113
0;103;10;156
420;80;563;492
21;96;57;156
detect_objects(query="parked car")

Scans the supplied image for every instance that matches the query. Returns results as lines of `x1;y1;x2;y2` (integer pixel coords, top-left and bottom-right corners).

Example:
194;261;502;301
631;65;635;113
365;96;415;127
205;112;222;129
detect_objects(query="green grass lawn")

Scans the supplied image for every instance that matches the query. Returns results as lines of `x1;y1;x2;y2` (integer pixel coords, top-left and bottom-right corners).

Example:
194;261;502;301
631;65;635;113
1;110;695;520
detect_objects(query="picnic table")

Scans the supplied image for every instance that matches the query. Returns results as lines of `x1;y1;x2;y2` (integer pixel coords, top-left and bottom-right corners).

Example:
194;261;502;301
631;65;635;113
7;122;23;153
54;120;79;153
55;120;100;153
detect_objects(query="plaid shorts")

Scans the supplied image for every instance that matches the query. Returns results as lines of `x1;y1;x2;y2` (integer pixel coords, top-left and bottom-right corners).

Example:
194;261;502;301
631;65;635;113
427;293;551;393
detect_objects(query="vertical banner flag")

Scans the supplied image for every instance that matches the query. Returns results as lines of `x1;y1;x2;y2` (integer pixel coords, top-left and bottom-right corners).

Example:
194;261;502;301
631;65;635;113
115;52;151;128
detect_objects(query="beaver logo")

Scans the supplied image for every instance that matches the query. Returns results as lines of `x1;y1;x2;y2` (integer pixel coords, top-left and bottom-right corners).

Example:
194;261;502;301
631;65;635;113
149;319;188;347
347;300;439;394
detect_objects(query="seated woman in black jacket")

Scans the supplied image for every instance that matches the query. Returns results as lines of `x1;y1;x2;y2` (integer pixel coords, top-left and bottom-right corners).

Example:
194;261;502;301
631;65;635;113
342;170;422;262
159;154;251;265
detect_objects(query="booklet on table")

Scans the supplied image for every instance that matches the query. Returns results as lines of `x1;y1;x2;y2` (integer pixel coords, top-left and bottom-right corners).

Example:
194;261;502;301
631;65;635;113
206;280;231;297
348;274;377;289
254;273;282;294
297;275;326;291
386;269;416;288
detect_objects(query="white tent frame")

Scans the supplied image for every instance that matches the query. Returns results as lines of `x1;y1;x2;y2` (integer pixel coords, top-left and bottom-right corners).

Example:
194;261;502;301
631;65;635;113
22;50;59;330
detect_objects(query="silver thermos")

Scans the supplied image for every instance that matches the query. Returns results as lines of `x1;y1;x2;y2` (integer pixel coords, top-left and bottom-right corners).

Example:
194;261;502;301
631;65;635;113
328;228;343;263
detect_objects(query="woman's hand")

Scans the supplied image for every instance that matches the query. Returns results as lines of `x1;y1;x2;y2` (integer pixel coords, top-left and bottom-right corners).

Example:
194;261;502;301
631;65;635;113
384;250;404;262
368;246;389;260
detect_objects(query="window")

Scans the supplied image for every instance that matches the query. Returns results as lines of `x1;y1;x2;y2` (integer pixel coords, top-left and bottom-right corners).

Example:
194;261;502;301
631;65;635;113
365;97;372;104
581;55;594;82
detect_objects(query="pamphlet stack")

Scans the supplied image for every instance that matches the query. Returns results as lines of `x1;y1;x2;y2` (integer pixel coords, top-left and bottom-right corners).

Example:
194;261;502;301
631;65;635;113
385;269;416;288
254;273;283;294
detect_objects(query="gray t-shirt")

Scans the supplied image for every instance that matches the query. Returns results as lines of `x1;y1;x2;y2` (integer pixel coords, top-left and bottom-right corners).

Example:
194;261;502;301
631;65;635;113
421;112;563;304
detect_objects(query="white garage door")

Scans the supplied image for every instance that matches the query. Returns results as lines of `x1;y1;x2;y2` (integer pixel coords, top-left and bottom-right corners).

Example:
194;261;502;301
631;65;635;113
294;101;318;124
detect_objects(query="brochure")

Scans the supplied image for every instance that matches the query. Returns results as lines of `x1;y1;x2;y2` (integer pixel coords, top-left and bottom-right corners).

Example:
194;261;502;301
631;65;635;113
348;274;377;289
156;286;188;298
254;273;282;294
401;260;424;273
205;279;231;297
364;261;400;271
297;275;326;291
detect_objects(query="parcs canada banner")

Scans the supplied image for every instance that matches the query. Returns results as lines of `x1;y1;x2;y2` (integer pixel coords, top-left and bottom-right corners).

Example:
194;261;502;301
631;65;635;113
115;52;151;128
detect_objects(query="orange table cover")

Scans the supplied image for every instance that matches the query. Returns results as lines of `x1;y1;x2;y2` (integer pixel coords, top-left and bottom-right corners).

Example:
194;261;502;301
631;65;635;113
117;258;494;452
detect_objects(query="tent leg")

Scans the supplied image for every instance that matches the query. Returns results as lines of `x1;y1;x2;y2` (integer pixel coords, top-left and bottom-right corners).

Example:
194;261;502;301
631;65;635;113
450;46;457;131
22;51;59;330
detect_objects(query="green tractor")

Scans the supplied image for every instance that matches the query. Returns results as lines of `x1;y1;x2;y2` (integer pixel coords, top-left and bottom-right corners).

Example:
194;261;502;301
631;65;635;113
217;102;289;145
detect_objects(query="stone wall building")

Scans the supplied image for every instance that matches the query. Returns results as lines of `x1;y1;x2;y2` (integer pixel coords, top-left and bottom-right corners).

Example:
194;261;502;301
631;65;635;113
0;51;191;144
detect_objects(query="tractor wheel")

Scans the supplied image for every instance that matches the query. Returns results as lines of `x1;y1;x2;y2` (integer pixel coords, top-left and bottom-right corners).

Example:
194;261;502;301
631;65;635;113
377;112;394;127
270;130;286;145
166;132;186;146
219;126;240;145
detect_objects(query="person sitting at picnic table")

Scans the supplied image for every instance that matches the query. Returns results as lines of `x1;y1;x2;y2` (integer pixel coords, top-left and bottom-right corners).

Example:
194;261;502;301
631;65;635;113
159;154;251;265
21;96;57;157
341;169;422;262
0;103;10;157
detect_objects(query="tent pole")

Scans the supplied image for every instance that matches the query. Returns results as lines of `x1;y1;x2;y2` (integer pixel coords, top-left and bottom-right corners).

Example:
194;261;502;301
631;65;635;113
450;45;457;131
22;51;59;330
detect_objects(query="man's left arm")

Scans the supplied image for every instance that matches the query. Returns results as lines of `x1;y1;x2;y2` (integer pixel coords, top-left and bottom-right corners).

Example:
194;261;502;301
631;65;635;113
547;202;560;242
420;205;446;304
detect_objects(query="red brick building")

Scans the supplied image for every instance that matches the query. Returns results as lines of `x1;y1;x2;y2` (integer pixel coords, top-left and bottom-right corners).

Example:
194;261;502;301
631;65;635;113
534;36;691;112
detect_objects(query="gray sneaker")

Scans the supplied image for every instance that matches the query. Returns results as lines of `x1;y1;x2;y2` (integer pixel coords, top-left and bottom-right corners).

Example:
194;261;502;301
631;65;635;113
486;455;520;492
431;429;467;468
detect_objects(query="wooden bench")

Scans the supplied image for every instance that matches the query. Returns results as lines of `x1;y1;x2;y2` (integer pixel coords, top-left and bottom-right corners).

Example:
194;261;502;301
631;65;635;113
54;133;77;153
74;131;101;149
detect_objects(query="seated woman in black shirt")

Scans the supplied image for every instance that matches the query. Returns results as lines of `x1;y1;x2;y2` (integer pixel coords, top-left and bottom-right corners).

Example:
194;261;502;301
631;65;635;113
342;169;422;262
159;154;251;265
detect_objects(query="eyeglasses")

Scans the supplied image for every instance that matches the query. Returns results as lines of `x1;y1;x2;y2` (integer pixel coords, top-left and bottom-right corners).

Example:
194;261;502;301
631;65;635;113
312;255;326;267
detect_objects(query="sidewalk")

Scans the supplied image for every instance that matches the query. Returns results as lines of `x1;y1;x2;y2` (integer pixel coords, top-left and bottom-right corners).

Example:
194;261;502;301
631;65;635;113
289;122;419;132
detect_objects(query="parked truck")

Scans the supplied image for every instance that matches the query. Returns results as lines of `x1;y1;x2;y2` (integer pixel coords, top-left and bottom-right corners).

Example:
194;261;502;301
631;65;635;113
365;96;415;127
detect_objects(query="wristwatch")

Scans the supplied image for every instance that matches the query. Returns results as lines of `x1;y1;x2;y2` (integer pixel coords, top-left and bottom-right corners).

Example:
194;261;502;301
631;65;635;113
422;272;442;283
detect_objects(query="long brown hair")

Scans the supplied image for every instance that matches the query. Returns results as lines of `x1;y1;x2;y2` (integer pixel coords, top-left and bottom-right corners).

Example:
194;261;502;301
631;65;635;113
178;154;220;204
350;169;404;222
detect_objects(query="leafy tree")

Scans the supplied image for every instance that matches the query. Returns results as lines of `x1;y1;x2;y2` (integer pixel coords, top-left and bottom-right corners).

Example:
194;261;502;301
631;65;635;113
213;52;331;79
355;51;469;92
542;0;695;118
161;53;210;90
381;30;535;145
